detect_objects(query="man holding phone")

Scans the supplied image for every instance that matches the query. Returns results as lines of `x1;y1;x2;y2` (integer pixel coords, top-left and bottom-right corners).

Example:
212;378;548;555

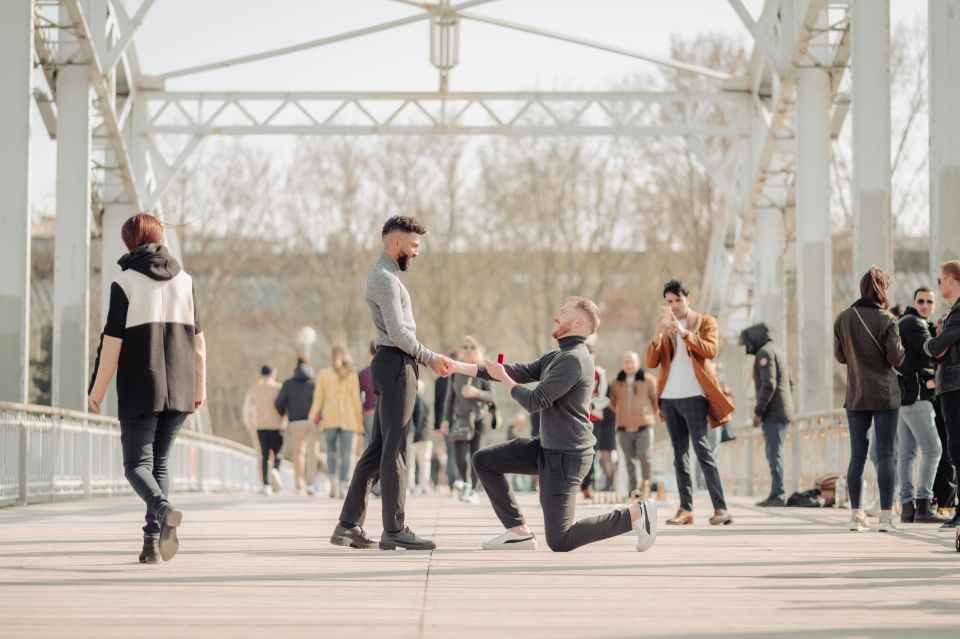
646;279;735;526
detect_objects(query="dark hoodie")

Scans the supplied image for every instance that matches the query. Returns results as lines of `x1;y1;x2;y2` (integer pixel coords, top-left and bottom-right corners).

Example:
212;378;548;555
740;323;794;422
89;244;202;420
275;364;317;422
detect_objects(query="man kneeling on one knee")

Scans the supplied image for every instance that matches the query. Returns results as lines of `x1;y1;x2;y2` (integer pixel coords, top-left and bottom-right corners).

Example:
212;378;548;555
450;297;656;552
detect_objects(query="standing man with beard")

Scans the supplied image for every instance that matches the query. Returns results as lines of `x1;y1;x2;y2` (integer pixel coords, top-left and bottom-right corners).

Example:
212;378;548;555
330;216;454;551
449;297;657;553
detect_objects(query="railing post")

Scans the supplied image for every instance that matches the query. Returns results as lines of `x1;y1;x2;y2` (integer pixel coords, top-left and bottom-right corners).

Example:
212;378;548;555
17;413;27;506
83;416;92;499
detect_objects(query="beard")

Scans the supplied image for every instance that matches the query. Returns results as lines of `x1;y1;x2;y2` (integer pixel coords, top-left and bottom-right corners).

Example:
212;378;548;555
397;253;411;271
551;321;574;340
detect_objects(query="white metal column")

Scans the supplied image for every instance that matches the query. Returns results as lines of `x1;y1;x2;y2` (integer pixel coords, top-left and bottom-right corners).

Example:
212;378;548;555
929;0;960;278
851;0;892;280
0;0;34;404
52;18;93;411
795;24;833;414
754;207;786;341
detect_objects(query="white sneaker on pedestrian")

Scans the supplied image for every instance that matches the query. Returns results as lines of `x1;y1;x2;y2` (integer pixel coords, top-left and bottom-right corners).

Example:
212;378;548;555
878;512;897;533
261;485;273;496
849;510;870;531
481;530;537;550
453;480;465;492
633;499;657;552
305;486;316;496
269;468;282;492
464;490;480;504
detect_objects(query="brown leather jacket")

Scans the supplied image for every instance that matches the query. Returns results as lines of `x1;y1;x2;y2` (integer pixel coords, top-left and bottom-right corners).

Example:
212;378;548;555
834;300;905;410
645;311;735;427
609;371;659;430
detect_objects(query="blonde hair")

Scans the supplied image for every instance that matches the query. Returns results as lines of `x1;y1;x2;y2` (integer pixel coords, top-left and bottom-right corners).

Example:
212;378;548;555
567;296;601;333
331;345;354;379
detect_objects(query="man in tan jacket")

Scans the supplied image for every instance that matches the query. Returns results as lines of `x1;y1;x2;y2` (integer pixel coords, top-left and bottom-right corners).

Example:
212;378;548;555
610;351;658;500
243;365;285;494
646;279;734;526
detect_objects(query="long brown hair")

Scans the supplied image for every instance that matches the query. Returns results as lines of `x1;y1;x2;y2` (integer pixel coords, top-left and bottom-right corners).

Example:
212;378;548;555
331;345;354;379
859;266;892;310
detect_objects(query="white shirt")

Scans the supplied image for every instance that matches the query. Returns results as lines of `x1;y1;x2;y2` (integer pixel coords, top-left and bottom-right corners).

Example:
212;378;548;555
660;319;705;399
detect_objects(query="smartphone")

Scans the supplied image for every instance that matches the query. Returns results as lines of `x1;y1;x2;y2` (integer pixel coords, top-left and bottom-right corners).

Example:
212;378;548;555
658;306;674;327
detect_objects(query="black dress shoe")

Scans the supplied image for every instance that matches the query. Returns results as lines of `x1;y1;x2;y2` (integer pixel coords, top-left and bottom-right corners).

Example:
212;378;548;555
379;527;436;551
139;539;161;564
158;507;182;562
755;496;786;507
330;523;378;549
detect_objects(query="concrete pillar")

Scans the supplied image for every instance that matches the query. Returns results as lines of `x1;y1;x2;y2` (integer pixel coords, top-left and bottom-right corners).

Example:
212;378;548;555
929;0;960;281
795;23;833;414
851;0;892;280
0;1;34;404
755;207;786;343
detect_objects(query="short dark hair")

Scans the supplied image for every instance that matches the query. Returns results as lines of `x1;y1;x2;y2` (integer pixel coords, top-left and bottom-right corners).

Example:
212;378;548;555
260;364;274;376
381;215;427;237
662;279;689;298
914;286;934;300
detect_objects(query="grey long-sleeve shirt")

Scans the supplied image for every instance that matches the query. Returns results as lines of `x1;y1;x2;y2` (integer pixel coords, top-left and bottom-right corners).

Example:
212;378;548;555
366;252;437;365
476;335;596;454
444;373;494;423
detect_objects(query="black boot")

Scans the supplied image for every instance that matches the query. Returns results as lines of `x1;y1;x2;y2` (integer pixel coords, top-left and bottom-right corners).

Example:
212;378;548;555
139;539;161;564
158;507;182;562
900;500;916;523
939;508;960;530
915;499;947;523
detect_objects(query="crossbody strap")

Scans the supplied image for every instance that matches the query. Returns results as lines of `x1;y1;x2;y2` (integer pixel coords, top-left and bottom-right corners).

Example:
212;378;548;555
852;307;898;375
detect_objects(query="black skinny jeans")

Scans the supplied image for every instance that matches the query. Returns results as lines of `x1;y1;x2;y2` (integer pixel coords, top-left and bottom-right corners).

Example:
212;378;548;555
940;390;960;511
120;410;188;540
453;419;483;488
256;430;283;485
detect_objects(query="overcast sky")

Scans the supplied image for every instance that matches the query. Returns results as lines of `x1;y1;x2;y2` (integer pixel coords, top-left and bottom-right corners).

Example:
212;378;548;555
28;0;926;214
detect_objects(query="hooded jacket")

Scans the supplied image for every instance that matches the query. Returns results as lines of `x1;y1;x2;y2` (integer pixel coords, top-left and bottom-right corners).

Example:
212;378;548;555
88;244;205;420
275;364;317;422
645;311;734;427
897;306;936;405
833;299;905;411
740;323;794;423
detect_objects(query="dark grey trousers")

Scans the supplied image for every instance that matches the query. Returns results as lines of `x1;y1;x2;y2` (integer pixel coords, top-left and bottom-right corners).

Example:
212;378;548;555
661;396;728;512
472;437;632;552
120;410;188;540
339;347;417;532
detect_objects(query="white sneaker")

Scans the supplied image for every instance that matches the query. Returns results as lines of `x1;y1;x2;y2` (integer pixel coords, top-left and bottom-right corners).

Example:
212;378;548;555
878;514;897;533
481;530;537;550
633;499;657;552
261;485;274;496
464;490;480;505
849;510;870;531
269;468;282;492
453;480;465;492
305;486;316;496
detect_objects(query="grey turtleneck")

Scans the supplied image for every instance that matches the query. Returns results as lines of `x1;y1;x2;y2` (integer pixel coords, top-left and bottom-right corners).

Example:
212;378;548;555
476;335;596;453
366;252;437;365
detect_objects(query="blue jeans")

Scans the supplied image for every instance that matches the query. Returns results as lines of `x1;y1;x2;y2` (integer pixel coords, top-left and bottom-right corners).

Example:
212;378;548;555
324;428;357;483
846;408;899;510
897;400;943;503
762;421;790;500
120;411;188;540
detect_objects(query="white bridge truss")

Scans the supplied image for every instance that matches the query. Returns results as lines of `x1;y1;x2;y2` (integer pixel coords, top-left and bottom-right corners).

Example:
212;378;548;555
6;0;957;423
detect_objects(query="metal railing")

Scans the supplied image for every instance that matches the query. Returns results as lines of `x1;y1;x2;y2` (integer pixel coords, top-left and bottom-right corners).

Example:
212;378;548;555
0;402;262;507
650;410;881;500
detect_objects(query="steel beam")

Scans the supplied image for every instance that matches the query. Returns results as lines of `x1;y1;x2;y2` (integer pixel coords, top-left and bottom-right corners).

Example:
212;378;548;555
851;0;892;281
0;0;33;404
929;0;960;281
52;5;93;412
754;207;786;342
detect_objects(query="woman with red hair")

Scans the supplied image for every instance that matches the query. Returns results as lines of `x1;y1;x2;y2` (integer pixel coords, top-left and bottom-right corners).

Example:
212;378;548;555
88;213;206;564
